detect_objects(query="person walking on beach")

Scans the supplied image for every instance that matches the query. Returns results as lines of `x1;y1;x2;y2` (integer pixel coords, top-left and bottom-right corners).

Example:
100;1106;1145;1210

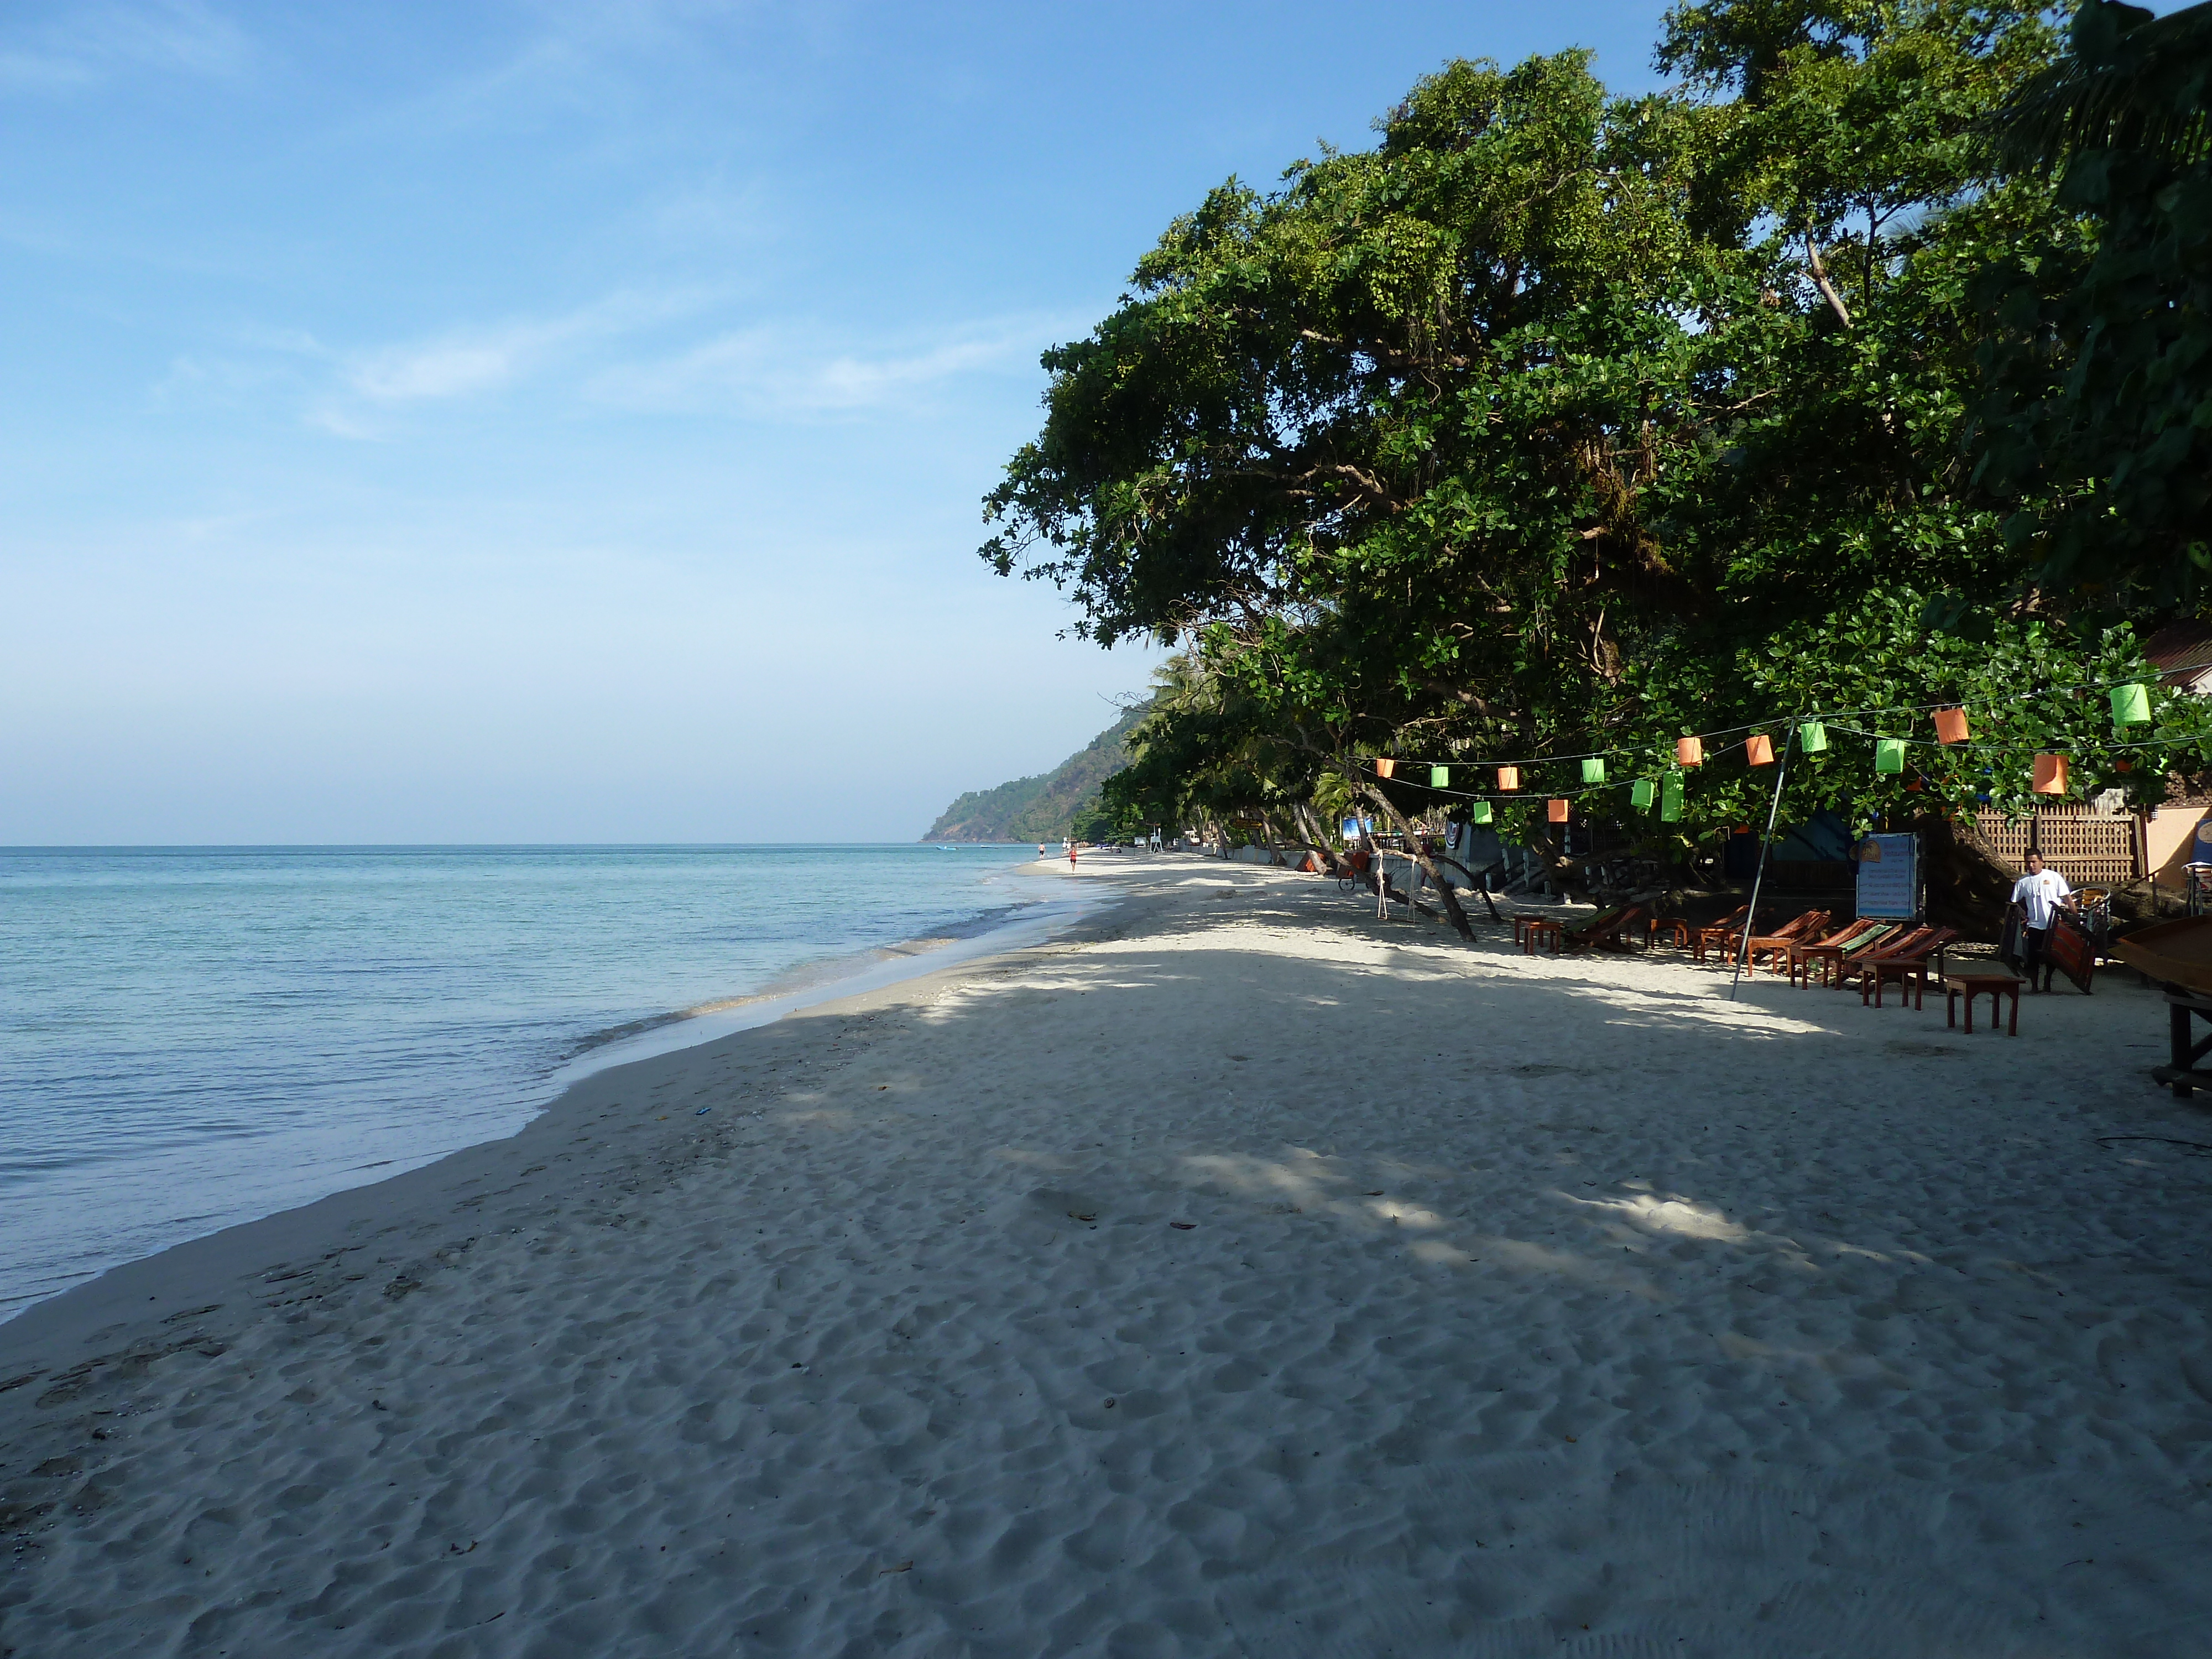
2008;849;2076;993
1067;839;1079;869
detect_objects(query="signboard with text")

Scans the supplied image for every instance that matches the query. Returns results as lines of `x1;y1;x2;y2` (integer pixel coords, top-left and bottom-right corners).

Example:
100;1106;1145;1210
1855;832;1919;920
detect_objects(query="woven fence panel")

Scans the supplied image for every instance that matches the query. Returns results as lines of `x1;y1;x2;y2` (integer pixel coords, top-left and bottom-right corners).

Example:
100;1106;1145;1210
1972;808;2140;886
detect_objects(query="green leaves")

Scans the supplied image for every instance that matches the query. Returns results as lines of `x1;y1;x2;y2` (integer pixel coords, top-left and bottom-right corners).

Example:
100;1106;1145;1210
987;4;2204;865
1973;1;2212;608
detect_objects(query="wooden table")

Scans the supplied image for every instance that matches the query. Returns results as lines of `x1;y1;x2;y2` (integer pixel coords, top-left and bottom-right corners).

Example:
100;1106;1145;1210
1524;919;1565;955
1861;959;1931;1010
1792;942;1856;988
1944;972;2021;1036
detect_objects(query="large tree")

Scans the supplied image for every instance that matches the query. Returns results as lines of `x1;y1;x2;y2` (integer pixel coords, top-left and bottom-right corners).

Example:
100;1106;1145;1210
1973;0;2212;611
989;2;2212;900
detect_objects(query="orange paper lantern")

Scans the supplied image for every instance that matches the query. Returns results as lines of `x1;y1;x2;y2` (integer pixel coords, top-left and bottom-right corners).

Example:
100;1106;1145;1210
1374;758;1396;779
1496;765;1520;791
1676;736;1704;767
1934;707;1970;744
2032;753;2069;795
2115;758;2133;774
1546;798;1569;822
1745;733;1774;766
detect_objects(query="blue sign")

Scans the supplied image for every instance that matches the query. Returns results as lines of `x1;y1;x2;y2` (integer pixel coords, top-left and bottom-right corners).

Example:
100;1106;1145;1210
1340;817;1373;841
1855;832;1918;920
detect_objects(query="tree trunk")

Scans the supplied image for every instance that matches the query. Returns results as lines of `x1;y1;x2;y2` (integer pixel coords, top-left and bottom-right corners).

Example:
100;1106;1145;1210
1360;787;1475;940
1916;813;2020;943
1292;801;1340;873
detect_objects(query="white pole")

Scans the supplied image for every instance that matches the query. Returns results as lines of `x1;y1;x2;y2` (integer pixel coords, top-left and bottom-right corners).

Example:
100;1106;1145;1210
1729;728;1796;1003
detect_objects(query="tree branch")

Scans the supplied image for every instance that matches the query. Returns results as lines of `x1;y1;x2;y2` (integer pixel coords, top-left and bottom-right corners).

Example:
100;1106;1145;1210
1805;237;1853;328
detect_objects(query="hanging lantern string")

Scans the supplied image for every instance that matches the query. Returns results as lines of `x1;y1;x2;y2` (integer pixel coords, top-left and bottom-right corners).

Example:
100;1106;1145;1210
1354;667;2175;775
1364;737;1770;800
1818;723;2183;755
1364;733;1771;786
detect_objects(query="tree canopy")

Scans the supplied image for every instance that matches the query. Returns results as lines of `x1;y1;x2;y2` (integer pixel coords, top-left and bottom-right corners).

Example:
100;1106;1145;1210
985;0;2212;901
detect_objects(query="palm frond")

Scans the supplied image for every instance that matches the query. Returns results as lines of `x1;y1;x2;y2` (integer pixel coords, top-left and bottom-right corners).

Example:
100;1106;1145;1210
1994;0;2212;170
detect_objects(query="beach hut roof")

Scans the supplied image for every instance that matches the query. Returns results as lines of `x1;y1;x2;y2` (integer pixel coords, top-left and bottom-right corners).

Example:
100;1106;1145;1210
2145;620;2212;691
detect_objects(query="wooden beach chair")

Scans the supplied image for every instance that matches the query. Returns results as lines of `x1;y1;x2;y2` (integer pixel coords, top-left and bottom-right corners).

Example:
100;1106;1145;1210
1788;919;1893;988
1700;906;1824;966
1560;904;1648;953
1522;904;1630;955
1848;926;1961;1008
1734;909;1832;975
1682;906;1752;962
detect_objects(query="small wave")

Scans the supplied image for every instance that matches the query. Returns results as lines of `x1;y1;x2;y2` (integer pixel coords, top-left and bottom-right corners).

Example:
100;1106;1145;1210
555;900;1045;1065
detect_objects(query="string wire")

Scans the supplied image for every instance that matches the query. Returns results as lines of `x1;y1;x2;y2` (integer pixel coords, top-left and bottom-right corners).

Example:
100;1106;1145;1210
1357;670;2192;780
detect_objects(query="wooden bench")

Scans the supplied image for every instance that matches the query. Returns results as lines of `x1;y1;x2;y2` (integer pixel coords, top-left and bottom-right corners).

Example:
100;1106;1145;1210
1862;958;1932;1010
1945;973;2021;1036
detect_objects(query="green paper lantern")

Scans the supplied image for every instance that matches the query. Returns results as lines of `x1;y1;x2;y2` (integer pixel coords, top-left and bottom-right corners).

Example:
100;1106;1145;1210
1660;776;1683;822
1580;756;1606;784
2111;683;2152;726
1798;720;1828;754
1875;737;1907;774
1430;765;1450;787
1630;778;1656;810
1469;800;1493;825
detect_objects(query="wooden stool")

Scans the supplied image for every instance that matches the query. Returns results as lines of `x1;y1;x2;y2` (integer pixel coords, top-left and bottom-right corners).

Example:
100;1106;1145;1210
1862;960;1929;1009
1793;943;1850;988
1945;973;2021;1036
1524;919;1565;956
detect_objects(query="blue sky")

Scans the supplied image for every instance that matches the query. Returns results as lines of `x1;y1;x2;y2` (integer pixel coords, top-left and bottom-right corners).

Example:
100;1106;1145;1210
1;1;1692;842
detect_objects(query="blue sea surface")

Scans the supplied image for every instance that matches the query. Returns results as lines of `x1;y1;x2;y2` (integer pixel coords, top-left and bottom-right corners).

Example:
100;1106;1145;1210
0;844;1049;1319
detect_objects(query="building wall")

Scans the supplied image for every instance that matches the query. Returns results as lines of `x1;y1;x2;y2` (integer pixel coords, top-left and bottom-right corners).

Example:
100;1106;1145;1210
2147;804;2212;884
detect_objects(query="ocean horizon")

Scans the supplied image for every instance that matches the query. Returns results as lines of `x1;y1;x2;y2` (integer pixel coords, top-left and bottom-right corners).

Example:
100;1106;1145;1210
0;842;1062;1321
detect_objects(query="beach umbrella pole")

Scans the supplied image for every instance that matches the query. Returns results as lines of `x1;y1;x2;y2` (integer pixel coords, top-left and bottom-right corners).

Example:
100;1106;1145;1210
1729;731;1795;1003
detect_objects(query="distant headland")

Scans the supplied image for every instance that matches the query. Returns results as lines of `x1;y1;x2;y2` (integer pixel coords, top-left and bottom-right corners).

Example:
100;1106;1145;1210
921;706;1141;842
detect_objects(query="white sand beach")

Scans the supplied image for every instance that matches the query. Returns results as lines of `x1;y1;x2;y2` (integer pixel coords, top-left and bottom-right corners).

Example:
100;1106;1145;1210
4;858;2210;1657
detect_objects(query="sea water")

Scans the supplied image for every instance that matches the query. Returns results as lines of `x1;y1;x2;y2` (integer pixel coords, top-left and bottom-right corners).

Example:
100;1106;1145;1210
0;844;1057;1320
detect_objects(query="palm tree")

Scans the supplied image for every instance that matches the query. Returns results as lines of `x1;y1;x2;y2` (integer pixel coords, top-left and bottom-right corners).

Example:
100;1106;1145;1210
1993;0;2212;170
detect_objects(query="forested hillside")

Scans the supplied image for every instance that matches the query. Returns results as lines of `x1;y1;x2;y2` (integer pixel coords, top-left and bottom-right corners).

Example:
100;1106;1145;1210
921;706;1143;842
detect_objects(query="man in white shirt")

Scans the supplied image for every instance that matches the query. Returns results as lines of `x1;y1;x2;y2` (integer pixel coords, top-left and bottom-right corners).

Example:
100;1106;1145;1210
2008;851;2076;992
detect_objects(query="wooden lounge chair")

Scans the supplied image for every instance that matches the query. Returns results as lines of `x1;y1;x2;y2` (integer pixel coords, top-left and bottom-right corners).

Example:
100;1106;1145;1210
1848;926;1961;1007
1683;906;1753;962
1790;919;1894;988
1524;904;1630;955
1734;910;1832;975
1561;904;1648;953
1703;907;1826;966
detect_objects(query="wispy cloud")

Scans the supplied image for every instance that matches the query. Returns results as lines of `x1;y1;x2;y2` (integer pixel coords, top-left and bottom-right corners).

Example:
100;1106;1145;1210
0;1;253;92
339;289;715;408
586;314;1073;420
156;293;1081;439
